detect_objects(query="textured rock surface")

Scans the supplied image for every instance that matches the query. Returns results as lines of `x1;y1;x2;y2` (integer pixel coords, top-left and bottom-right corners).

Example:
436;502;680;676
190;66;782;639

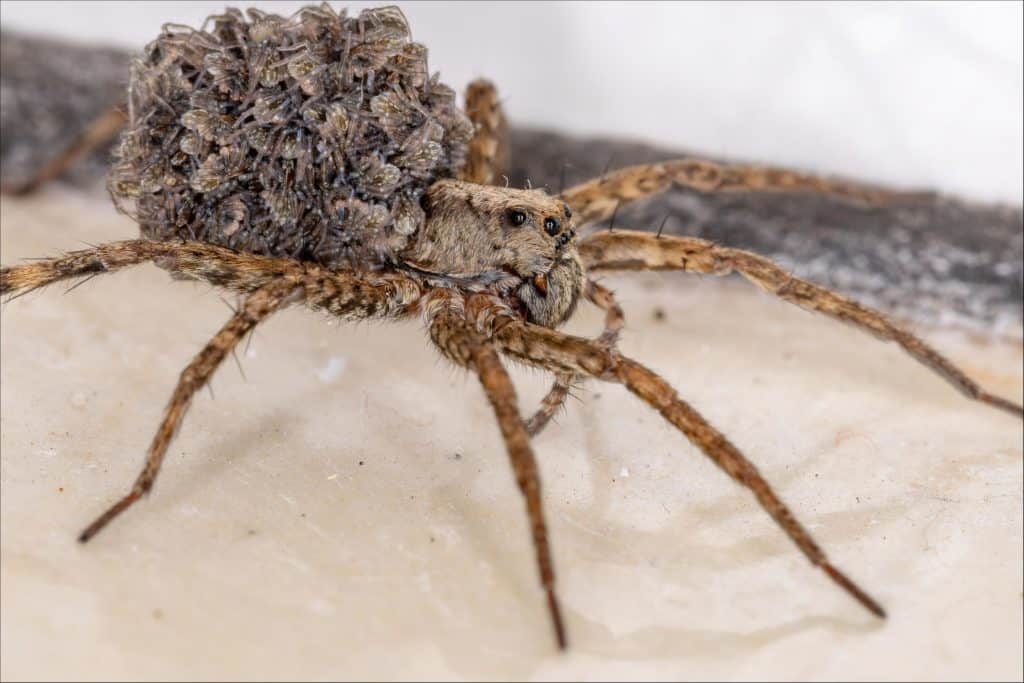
1;30;1021;335
1;190;1021;680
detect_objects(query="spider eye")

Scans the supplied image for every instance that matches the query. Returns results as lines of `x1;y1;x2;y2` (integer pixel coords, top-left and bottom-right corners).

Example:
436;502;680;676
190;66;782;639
507;209;527;226
543;217;560;236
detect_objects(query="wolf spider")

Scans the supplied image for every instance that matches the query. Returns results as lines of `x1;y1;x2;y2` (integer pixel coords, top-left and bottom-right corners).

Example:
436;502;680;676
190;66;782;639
1;5;1021;652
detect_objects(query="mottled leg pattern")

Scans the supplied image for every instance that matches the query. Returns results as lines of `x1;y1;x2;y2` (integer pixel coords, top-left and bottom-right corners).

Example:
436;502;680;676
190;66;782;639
1;239;425;324
1;239;299;299
78;279;297;541
428;295;567;649
526;279;625;437
579;230;1024;417
2;105;127;196
525;373;575;437
587;278;626;346
461;79;509;186
562;157;930;226
488;314;886;618
4;242;426;541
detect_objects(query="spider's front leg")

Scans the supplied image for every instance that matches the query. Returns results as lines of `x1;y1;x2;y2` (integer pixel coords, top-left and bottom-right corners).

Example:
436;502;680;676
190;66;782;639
486;313;887;619
578;230;1024;418
461;79;509;186
562;157;931;227
427;292;567;649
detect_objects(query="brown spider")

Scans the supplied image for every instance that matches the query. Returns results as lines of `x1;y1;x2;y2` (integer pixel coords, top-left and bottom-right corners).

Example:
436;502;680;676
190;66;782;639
1;4;1020;651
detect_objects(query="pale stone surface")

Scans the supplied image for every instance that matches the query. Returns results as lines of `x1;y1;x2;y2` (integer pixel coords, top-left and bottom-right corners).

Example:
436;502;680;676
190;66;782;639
1;190;1022;681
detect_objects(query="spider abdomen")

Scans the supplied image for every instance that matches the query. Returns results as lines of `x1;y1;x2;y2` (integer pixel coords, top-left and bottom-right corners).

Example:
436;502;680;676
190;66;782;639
108;4;473;270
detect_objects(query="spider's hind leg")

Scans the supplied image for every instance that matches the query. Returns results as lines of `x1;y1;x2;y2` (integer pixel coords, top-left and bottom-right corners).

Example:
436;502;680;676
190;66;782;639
461;79;508;186
579;229;1024;418
78;279;297;541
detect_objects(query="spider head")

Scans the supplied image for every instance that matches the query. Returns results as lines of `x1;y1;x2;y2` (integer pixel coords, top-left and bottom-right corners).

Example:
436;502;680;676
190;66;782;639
406;180;584;327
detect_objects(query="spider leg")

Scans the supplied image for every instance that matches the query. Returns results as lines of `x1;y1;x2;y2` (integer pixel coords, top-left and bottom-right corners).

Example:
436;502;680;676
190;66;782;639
525;372;574;437
562;158;931;227
1;239;293;299
78;279;297;542
2;239;424;320
461;79;508;186
486;313;886;619
428;296;567;649
525;280;625;437
4;239;426;542
587;278;626;347
53;256;418;540
579;230;1023;418
2;105;127;196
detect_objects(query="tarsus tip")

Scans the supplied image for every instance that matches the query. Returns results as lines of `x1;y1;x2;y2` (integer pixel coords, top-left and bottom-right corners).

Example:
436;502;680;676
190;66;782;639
822;562;886;620
979;392;1024;420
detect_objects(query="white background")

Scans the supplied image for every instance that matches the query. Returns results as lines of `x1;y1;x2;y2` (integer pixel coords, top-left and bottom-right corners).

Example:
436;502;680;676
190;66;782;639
1;1;1022;204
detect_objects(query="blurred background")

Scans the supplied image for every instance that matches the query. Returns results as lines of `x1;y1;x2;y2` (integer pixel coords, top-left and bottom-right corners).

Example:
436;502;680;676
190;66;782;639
2;0;1022;204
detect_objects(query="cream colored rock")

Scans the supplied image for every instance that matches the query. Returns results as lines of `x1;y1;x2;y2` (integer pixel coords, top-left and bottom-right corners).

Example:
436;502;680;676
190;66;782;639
1;189;1021;680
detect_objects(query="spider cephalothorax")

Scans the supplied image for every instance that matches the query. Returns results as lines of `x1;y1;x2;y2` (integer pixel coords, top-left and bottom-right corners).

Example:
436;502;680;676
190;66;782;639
1;2;1020;653
406;180;583;327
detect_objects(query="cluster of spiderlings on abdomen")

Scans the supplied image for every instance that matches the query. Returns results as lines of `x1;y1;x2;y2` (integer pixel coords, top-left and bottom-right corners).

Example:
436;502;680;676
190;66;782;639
107;4;474;269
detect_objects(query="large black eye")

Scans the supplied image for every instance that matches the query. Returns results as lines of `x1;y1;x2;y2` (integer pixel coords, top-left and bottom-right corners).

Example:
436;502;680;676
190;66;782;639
543;217;560;236
507;209;527;226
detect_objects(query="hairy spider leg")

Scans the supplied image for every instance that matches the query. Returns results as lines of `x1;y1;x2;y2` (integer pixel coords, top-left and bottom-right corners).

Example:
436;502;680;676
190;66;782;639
79;280;295;541
562;158;935;227
2;240;429;540
428;293;567;649
461;79;509;186
487;311;888;619
526;279;625;437
579;230;1024;418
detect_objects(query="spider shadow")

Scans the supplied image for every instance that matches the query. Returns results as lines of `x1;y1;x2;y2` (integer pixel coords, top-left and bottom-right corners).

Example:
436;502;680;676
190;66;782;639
134;408;309;534
568;611;885;662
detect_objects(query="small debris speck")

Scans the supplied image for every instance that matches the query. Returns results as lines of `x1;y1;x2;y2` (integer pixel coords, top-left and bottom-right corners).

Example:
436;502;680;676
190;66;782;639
358;460;365;466
652;307;666;321
618;466;630;478
327;473;338;480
